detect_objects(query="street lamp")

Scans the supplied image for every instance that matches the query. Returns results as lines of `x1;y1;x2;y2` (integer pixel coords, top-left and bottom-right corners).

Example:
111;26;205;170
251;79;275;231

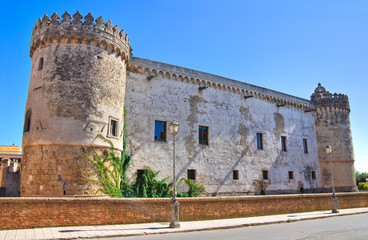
325;145;339;213
169;120;180;228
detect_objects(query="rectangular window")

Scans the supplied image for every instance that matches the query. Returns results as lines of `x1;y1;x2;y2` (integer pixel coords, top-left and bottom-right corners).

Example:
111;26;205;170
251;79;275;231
109;118;118;137
262;170;269;180
257;133;263;149
303;138;308;153
311;171;316;180
233;170;239;180
281;136;287;151
154;121;166;141
199;126;209;145
188;169;196;180
288;171;294;180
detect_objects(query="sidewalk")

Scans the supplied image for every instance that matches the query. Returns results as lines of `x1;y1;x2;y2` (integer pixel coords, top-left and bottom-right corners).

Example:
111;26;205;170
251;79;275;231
0;208;367;240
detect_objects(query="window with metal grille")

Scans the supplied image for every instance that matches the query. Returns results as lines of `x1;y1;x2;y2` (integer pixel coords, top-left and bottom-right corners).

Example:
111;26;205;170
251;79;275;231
262;170;269;180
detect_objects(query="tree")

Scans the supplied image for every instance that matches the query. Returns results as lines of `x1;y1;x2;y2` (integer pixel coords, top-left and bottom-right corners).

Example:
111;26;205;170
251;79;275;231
356;171;368;185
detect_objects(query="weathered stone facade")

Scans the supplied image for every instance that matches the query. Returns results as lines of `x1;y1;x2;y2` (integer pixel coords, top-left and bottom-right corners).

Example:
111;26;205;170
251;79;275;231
311;84;356;192
21;11;357;196
21;11;130;196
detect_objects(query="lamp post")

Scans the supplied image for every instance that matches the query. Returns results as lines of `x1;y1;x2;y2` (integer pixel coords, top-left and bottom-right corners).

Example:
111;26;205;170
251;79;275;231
169;120;180;228
325;145;339;213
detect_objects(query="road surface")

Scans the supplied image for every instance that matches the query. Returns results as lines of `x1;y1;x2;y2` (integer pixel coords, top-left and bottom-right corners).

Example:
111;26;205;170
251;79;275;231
93;213;368;240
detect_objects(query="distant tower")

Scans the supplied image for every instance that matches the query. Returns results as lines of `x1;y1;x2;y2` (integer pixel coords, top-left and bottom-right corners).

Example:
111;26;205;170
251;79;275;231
311;83;357;192
21;11;130;196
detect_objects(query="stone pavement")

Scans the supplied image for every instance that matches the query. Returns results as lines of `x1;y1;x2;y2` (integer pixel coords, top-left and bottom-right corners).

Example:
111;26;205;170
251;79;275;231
0;208;367;240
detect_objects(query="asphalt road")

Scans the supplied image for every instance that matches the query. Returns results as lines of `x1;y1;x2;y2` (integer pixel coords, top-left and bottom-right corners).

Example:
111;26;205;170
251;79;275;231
93;213;368;240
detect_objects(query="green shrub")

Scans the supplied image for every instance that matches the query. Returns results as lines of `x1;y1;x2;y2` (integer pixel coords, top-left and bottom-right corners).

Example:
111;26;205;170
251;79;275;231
129;167;172;198
356;171;368;185
82;134;123;198
177;178;205;197
358;182;368;191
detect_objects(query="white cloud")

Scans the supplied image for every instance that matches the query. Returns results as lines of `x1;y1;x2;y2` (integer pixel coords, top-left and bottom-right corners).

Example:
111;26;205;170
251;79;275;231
355;155;368;173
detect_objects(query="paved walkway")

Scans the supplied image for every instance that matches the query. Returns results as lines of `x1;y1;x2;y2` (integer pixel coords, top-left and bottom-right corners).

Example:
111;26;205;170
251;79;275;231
0;208;367;240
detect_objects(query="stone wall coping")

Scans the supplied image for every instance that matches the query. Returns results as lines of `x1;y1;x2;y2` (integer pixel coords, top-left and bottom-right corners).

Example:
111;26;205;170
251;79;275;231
130;57;313;109
4;192;366;203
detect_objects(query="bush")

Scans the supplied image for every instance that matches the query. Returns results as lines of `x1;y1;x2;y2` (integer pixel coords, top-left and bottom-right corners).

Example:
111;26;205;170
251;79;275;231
177;178;205;197
358;182;368;191
356;171;368;185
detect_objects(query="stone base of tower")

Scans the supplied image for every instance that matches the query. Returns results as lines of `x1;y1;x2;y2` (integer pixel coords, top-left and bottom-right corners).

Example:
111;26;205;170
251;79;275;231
20;145;110;197
319;160;358;193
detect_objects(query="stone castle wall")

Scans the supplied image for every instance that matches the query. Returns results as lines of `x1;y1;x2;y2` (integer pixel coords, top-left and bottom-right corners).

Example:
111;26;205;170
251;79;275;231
21;12;130;196
125;57;320;195
20;11;357;197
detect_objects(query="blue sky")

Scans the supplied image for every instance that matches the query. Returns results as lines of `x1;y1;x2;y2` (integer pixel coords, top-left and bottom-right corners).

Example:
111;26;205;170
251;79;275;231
0;1;367;172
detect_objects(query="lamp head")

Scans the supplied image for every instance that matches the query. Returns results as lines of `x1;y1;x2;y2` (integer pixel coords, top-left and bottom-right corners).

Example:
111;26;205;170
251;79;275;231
325;145;332;154
169;120;179;135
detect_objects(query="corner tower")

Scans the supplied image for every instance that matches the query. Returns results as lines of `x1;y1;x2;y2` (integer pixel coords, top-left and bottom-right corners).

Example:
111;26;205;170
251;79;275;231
311;83;357;192
21;11;130;196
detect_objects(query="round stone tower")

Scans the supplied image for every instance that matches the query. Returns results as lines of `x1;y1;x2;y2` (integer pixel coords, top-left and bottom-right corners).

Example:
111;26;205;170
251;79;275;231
21;11;130;196
311;83;357;192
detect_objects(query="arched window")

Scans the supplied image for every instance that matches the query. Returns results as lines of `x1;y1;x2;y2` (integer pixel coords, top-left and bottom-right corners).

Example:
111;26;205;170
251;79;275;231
38;57;44;70
24;110;32;133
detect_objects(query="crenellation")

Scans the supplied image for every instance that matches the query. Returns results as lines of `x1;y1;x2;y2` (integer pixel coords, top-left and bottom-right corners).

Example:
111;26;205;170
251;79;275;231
61;11;71;24
72;11;83;25
42;14;51;24
104;20;113;33
30;11;130;61
81;14;92;26
95;16;104;29
50;12;60;24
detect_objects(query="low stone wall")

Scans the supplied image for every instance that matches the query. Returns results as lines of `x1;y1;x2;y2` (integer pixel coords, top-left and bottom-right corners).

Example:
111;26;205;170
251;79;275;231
0;192;367;230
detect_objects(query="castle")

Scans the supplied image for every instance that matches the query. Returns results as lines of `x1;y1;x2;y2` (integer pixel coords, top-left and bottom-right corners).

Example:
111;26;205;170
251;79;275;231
21;11;357;196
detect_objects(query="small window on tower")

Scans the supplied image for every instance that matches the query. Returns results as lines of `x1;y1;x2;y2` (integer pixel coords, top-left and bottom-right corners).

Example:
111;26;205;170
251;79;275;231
262;170;269;180
108;117;119;138
24;109;32;133
38;57;44;70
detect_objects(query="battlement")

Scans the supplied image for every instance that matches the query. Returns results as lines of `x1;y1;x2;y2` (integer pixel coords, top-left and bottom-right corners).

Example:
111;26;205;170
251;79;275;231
30;11;131;61
310;83;350;111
